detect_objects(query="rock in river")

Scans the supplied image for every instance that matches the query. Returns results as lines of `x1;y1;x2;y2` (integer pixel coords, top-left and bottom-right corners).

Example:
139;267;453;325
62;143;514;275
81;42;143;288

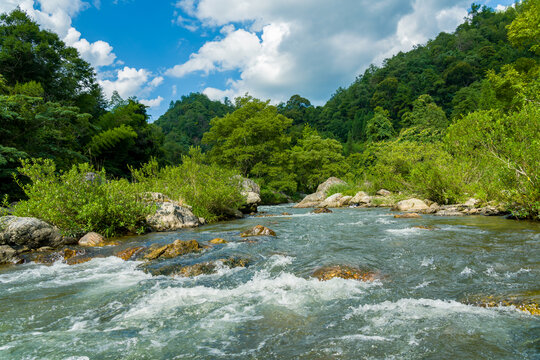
146;202;201;232
312;265;378;282
0;245;22;265
0;216;75;249
240;225;276;237
78;232;106;247
312;208;332;214
394;198;429;212
144;239;203;260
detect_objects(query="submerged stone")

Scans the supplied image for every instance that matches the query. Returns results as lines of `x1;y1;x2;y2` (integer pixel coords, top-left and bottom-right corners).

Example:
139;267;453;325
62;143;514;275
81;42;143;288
144;239;202;260
312;207;333;214
464;293;540;316
312;265;378;282
240;225;276;237
394;213;421;219
209;238;228;245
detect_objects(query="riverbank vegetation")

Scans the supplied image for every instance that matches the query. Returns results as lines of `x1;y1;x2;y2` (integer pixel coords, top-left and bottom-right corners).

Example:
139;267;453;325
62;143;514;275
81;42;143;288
1;1;539;229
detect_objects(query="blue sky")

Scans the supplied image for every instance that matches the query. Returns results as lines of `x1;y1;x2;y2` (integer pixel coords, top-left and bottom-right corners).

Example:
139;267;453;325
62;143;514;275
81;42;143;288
0;0;517;120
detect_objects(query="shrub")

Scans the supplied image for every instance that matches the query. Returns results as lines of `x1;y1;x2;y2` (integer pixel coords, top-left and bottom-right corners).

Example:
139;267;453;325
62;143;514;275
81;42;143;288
260;188;289;205
13;159;152;237
131;148;244;222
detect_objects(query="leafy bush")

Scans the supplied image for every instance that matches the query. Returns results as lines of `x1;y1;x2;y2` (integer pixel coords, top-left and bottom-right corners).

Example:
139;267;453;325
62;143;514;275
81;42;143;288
260;188;289;205
326;183;361;197
13;159;152;237
131;148;244;222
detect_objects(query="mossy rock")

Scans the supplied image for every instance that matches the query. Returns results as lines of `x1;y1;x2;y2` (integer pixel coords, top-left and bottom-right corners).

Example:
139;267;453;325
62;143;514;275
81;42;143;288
312;265;378;282
144;239;202;260
240;225;276;237
312;208;332;214
116;246;145;261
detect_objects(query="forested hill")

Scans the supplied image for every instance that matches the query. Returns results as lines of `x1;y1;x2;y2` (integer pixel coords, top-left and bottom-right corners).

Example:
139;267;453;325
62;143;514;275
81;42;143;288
154;93;234;164
312;4;535;143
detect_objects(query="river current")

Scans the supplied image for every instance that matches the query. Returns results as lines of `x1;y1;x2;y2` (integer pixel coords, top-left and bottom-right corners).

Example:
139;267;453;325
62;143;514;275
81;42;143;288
0;205;539;359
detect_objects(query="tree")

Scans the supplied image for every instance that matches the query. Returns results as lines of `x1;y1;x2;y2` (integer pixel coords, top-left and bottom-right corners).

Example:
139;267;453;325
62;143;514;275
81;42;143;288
291;126;347;192
202;96;292;177
507;0;540;55
366;107;394;142
0;10;102;106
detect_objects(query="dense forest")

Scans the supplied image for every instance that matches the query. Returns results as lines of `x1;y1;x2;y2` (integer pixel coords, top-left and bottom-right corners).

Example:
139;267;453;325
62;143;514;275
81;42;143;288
1;1;539;233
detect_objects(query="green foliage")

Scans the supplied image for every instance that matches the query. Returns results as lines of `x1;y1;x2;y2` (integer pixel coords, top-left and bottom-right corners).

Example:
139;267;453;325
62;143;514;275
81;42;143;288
203;96;293;177
290;126;347;193
366;107;394;142
13;159;152;237
155;93;234;163
507;0;540;55
260;188;289;205
0;10;102;105
131;148;244;222
90;97;164;177
326;183;361;197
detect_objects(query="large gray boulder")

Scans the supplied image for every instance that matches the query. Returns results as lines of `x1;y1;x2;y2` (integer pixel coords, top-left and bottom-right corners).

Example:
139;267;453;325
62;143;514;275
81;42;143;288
294;177;347;208
146;202;201;232
349;191;372;206
316;177;347;194
234;176;261;213
318;193;344;208
394;198;429;212
294;191;326;208
0;216;75;249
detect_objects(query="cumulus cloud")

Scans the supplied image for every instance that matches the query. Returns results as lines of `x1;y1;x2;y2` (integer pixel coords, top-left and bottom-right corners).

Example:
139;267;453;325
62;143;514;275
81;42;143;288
170;0;473;103
99;66;163;99
1;0;116;68
140;96;164;108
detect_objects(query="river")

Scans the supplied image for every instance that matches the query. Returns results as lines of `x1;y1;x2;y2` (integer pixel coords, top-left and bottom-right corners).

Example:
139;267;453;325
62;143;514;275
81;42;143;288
0;205;539;359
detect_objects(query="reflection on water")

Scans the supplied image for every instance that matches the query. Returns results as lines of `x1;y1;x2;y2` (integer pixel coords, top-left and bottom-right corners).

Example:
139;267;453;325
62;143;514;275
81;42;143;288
0;205;538;359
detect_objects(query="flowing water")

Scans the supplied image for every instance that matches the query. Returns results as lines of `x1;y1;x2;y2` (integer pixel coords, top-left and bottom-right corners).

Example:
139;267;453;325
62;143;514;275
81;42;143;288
0;205;539;359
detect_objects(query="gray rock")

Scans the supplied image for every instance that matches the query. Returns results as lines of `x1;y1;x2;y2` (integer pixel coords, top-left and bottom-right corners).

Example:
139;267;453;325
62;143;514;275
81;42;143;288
0;216;75;249
319;193;344;208
294;191;327;208
234;176;261;213
464;198;480;207
338;195;353;207
146;202;201;231
349;191;372;206
316;177;347;194
376;189;391;196
78;232;105;247
434;210;465;217
0;245;21;265
395;198;429;212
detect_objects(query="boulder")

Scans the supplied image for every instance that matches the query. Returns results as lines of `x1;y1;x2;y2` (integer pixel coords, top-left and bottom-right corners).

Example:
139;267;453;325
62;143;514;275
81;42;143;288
464;198;480;207
240;225;276;237
394;213;421;219
146;202;201;232
316;177;347;194
376;189;392;196
338;195;352;207
144;239;203;260
318;193;344;208
312;265;378;282
464;293;540;316
434;210;465;217
0;245;22;265
234;176;262;213
294;191;326;208
146;257;250;277
0;216;75;249
349;191;372;206
312;208;333;214
394;198;429;212
78;232;105;247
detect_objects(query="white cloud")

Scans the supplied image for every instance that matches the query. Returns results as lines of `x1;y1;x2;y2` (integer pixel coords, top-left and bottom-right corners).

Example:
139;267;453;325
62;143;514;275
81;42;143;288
140;96;164;108
64;28;116;67
99;66;163;99
170;0;475;103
